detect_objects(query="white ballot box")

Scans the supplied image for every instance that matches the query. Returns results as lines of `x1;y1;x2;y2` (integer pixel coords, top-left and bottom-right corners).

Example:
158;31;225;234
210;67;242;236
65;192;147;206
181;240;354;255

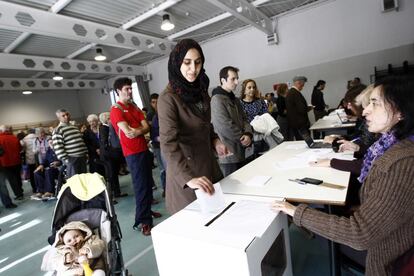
152;200;292;276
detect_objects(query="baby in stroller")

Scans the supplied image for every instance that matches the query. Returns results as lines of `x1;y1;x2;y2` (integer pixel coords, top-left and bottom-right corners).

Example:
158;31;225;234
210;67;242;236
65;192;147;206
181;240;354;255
42;173;127;275
52;221;106;276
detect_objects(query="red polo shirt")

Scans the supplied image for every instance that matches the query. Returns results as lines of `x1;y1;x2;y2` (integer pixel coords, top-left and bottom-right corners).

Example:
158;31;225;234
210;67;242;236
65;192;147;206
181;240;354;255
110;101;148;157
0;133;21;167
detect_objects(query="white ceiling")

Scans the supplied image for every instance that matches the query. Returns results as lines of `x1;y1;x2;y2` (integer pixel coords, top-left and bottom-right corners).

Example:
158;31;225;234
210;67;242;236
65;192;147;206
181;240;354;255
0;0;323;91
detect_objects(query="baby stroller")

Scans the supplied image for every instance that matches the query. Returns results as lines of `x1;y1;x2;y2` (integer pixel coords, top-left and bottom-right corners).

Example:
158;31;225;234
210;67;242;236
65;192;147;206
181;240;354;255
41;173;127;275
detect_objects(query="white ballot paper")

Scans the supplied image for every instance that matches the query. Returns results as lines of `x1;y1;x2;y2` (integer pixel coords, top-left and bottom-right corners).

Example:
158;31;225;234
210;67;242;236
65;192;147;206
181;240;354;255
245;175;272;187
274;157;310;170
195;183;226;214
208;200;277;238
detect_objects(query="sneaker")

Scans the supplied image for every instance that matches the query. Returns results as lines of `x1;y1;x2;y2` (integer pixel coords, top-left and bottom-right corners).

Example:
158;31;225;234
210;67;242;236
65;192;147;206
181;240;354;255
14;195;24;200
42;192;54;199
119;168;129;175
141;224;152;236
30;193;43;200
151;210;162;219
132;224;140;231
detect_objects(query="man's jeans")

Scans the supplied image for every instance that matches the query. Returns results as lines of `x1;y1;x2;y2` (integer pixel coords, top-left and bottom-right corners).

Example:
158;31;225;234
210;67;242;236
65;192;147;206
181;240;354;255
125;150;153;226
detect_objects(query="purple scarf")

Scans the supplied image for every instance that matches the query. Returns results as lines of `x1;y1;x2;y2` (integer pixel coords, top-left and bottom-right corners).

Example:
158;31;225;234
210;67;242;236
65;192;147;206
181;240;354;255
358;132;398;183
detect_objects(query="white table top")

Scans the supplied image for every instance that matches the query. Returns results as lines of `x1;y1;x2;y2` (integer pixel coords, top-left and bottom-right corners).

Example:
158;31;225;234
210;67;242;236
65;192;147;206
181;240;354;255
220;141;351;205
310;115;356;131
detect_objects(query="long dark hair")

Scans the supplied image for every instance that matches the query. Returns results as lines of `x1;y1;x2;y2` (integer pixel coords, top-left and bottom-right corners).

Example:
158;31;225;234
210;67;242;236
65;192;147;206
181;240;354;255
240;79;260;100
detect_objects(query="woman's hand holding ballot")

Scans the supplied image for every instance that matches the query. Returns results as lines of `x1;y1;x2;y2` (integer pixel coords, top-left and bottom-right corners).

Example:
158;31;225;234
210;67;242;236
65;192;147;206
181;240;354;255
186;176;215;195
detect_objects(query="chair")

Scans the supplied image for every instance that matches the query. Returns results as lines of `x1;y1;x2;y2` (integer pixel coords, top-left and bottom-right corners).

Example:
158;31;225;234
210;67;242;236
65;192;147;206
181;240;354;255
339;244;366;275
392;245;414;276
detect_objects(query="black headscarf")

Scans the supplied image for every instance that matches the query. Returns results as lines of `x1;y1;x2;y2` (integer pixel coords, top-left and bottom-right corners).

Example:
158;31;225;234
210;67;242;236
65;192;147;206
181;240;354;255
168;39;209;104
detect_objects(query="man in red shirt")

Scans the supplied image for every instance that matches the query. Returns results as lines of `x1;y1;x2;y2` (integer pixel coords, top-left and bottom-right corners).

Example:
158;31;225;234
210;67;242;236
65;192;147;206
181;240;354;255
0;125;22;207
110;77;160;236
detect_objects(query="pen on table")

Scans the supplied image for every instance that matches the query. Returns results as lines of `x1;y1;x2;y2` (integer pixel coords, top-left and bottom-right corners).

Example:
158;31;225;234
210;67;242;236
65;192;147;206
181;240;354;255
263;176;272;185
288;179;306;185
350;137;360;143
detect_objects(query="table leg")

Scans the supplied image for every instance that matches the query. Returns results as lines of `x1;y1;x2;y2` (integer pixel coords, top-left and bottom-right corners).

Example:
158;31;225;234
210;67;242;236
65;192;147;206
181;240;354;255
327;205;341;276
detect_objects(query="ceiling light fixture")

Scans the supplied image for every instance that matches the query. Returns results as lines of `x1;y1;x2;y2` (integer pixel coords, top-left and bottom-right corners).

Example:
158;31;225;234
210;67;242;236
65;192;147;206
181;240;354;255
94;48;107;61
161;14;175;31
53;72;63;81
22;90;32;95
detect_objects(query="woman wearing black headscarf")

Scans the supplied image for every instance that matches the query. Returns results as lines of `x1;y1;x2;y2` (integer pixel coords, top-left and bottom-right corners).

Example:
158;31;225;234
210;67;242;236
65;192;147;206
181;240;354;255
158;39;228;214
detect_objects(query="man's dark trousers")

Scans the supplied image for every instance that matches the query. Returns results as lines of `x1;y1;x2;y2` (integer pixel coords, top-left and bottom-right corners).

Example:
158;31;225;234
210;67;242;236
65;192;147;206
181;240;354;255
125;150;153;226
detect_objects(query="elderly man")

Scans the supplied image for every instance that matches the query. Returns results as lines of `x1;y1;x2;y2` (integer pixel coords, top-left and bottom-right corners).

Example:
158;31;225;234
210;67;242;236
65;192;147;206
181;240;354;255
0;125;22;205
83;114;104;175
52;109;87;177
286;76;313;140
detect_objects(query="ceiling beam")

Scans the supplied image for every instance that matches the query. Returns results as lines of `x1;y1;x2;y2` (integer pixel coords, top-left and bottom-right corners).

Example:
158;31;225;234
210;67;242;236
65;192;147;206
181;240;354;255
66;43;96;59
115;0;273;63
111;50;143;63
168;0;272;40
0;1;174;55
3;32;31;53
3;0;74;53
121;0;182;30
0;77;106;91
49;0;73;13
206;0;273;35
0;53;145;75
72;73;90;79
168;13;231;40
90;0;182;64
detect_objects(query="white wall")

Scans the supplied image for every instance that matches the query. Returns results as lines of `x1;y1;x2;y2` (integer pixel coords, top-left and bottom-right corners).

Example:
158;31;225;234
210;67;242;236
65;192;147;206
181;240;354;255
76;89;113;116
2;0;413;126
146;0;414;105
255;44;414;109
0;89;111;126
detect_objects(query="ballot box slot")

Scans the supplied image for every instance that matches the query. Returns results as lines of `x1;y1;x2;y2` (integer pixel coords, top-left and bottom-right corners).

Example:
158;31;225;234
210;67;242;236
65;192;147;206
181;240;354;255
204;202;235;227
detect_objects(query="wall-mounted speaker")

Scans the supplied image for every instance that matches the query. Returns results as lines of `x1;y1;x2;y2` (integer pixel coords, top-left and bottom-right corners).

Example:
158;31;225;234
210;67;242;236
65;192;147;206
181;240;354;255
381;0;398;12
267;33;279;45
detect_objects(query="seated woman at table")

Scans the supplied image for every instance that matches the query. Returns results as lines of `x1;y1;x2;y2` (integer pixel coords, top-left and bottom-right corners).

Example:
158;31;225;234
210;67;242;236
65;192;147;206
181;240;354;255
313;86;378;207
272;76;414;276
